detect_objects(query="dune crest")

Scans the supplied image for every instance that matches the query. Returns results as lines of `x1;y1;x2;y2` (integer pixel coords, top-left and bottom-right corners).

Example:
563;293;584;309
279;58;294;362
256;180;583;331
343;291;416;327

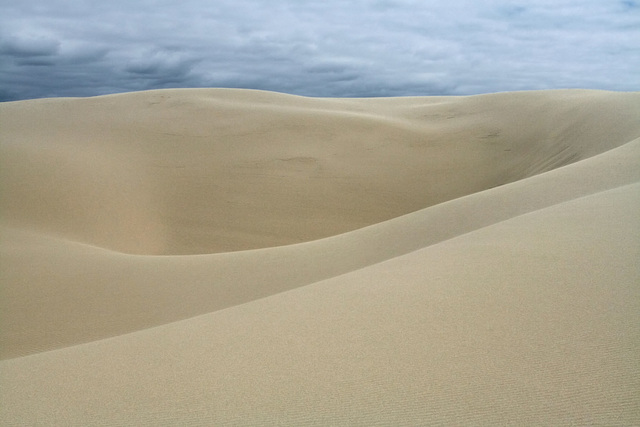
1;89;639;425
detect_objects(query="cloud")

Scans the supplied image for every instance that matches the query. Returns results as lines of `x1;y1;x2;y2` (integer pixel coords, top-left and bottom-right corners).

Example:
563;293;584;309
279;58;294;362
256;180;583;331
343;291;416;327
0;0;639;101
620;0;639;10
124;50;196;80
0;35;60;57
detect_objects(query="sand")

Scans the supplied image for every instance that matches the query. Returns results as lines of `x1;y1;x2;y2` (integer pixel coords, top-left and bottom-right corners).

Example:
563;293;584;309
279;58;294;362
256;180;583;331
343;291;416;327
1;88;639;425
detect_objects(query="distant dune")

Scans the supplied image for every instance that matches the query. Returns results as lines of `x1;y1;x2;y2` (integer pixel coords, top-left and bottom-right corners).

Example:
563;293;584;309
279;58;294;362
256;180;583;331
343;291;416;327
1;89;639;425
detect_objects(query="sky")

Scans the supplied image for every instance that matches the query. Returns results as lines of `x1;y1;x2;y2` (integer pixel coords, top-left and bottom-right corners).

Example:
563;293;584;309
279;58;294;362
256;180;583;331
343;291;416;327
1;0;639;101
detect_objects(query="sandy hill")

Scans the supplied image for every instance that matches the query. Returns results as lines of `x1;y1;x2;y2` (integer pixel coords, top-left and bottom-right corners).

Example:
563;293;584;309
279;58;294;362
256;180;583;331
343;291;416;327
1;89;639;425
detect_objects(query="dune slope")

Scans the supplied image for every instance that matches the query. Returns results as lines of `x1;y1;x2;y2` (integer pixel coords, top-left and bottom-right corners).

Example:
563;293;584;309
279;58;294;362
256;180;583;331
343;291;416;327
2;89;639;255
1;89;639;425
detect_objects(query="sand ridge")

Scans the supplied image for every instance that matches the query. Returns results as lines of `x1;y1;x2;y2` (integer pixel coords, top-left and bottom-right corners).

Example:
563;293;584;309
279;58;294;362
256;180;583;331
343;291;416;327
1;89;639;425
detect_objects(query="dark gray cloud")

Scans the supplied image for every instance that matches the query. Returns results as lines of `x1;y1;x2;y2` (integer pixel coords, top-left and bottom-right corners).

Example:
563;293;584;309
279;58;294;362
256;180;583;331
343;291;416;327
1;0;638;101
0;35;60;57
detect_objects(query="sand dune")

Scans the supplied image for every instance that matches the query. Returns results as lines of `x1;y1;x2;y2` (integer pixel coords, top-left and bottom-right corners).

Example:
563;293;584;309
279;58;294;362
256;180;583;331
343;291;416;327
1;89;639;425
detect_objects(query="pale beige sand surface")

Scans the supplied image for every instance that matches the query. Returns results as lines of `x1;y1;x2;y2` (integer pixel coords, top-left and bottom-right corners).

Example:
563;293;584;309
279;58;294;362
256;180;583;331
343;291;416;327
1;89;639;425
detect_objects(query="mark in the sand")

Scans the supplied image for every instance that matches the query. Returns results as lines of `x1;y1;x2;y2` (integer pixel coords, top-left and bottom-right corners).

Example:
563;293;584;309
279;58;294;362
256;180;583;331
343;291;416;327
477;130;501;139
277;156;318;164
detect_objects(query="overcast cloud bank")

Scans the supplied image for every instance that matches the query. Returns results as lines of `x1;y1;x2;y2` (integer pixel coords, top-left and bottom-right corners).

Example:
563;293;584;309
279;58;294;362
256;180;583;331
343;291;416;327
1;0;639;101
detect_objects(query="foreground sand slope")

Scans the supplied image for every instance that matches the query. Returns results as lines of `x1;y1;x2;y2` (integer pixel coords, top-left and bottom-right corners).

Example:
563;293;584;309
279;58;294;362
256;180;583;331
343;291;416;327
2;182;638;425
1;89;639;425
